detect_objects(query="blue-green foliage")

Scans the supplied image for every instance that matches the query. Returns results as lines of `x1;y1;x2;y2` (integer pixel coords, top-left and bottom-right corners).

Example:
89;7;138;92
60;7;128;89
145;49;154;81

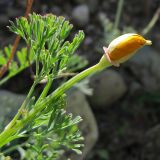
20;95;84;159
0;13;85;159
9;13;85;80
0;46;33;85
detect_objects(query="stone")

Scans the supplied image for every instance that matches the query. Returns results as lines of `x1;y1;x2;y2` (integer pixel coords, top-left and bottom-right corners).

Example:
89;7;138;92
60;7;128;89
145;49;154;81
74;0;98;13
0;14;9;26
129;81;142;95
89;69;127;108
0;90;25;128
7;8;22;18
50;6;61;15
41;4;48;14
65;89;99;160
127;47;160;91
72;4;89;26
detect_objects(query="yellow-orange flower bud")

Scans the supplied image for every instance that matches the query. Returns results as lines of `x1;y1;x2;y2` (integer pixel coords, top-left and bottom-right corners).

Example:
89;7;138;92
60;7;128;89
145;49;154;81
103;33;152;67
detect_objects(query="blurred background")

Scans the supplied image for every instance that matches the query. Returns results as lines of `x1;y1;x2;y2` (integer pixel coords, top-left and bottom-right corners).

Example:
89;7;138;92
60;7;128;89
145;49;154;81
0;0;160;159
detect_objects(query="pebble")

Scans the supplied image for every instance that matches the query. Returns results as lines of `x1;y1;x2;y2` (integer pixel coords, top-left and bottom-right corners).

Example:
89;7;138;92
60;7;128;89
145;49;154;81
89;69;127;108
72;4;90;26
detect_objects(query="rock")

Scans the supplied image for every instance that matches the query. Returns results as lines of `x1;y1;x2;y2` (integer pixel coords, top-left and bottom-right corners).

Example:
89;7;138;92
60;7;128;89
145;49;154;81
129;81;142;95
65;89;98;160
89;69;127;108
0;14;9;26
72;4;90;26
74;0;98;13
127;47;160;91
0;90;25;127
84;36;93;46
7;8;23;18
41;4;48;14
50;6;61;15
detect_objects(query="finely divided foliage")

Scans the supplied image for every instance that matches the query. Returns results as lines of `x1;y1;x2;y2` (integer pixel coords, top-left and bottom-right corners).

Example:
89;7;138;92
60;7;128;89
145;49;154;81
0;13;85;159
0;46;34;85
9;13;84;80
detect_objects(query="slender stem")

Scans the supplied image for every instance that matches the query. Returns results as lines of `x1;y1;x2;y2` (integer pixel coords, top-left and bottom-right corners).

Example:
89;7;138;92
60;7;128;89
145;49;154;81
2;142;26;155
15;64;104;128
0;68;26;86
0;75;12;86
0;36;21;78
26;61;111;119
0;122;23;148
0;59;111;148
142;7;160;36
52;64;102;97
36;77;53;104
5;81;37;130
0;0;34;78
35;59;39;77
114;0;124;30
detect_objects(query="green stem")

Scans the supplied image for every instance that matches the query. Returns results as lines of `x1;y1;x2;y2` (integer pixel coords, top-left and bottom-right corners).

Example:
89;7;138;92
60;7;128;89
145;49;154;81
35;59;39;78
0;58;111;148
0;68;25;86
36;77;53;104
2;142;26;155
0;76;11;86
2;81;37;137
25;59;111;121
0;81;37;147
52;64;103;97
142;7;160;36
114;0;124;30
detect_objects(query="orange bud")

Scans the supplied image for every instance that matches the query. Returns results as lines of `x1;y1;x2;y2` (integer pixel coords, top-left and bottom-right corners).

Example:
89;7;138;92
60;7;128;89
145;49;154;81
103;33;152;67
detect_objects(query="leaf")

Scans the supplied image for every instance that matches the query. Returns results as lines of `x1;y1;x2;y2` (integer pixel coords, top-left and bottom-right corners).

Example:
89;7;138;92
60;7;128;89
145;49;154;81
0;54;7;65
17;48;27;67
4;45;12;58
2;14;86;159
0;46;34;85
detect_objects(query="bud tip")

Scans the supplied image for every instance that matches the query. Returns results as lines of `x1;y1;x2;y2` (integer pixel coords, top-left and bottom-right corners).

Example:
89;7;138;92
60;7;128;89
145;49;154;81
146;40;152;45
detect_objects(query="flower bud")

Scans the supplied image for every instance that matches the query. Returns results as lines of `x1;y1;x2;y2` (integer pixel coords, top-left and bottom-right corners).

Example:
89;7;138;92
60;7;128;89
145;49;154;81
103;33;152;67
